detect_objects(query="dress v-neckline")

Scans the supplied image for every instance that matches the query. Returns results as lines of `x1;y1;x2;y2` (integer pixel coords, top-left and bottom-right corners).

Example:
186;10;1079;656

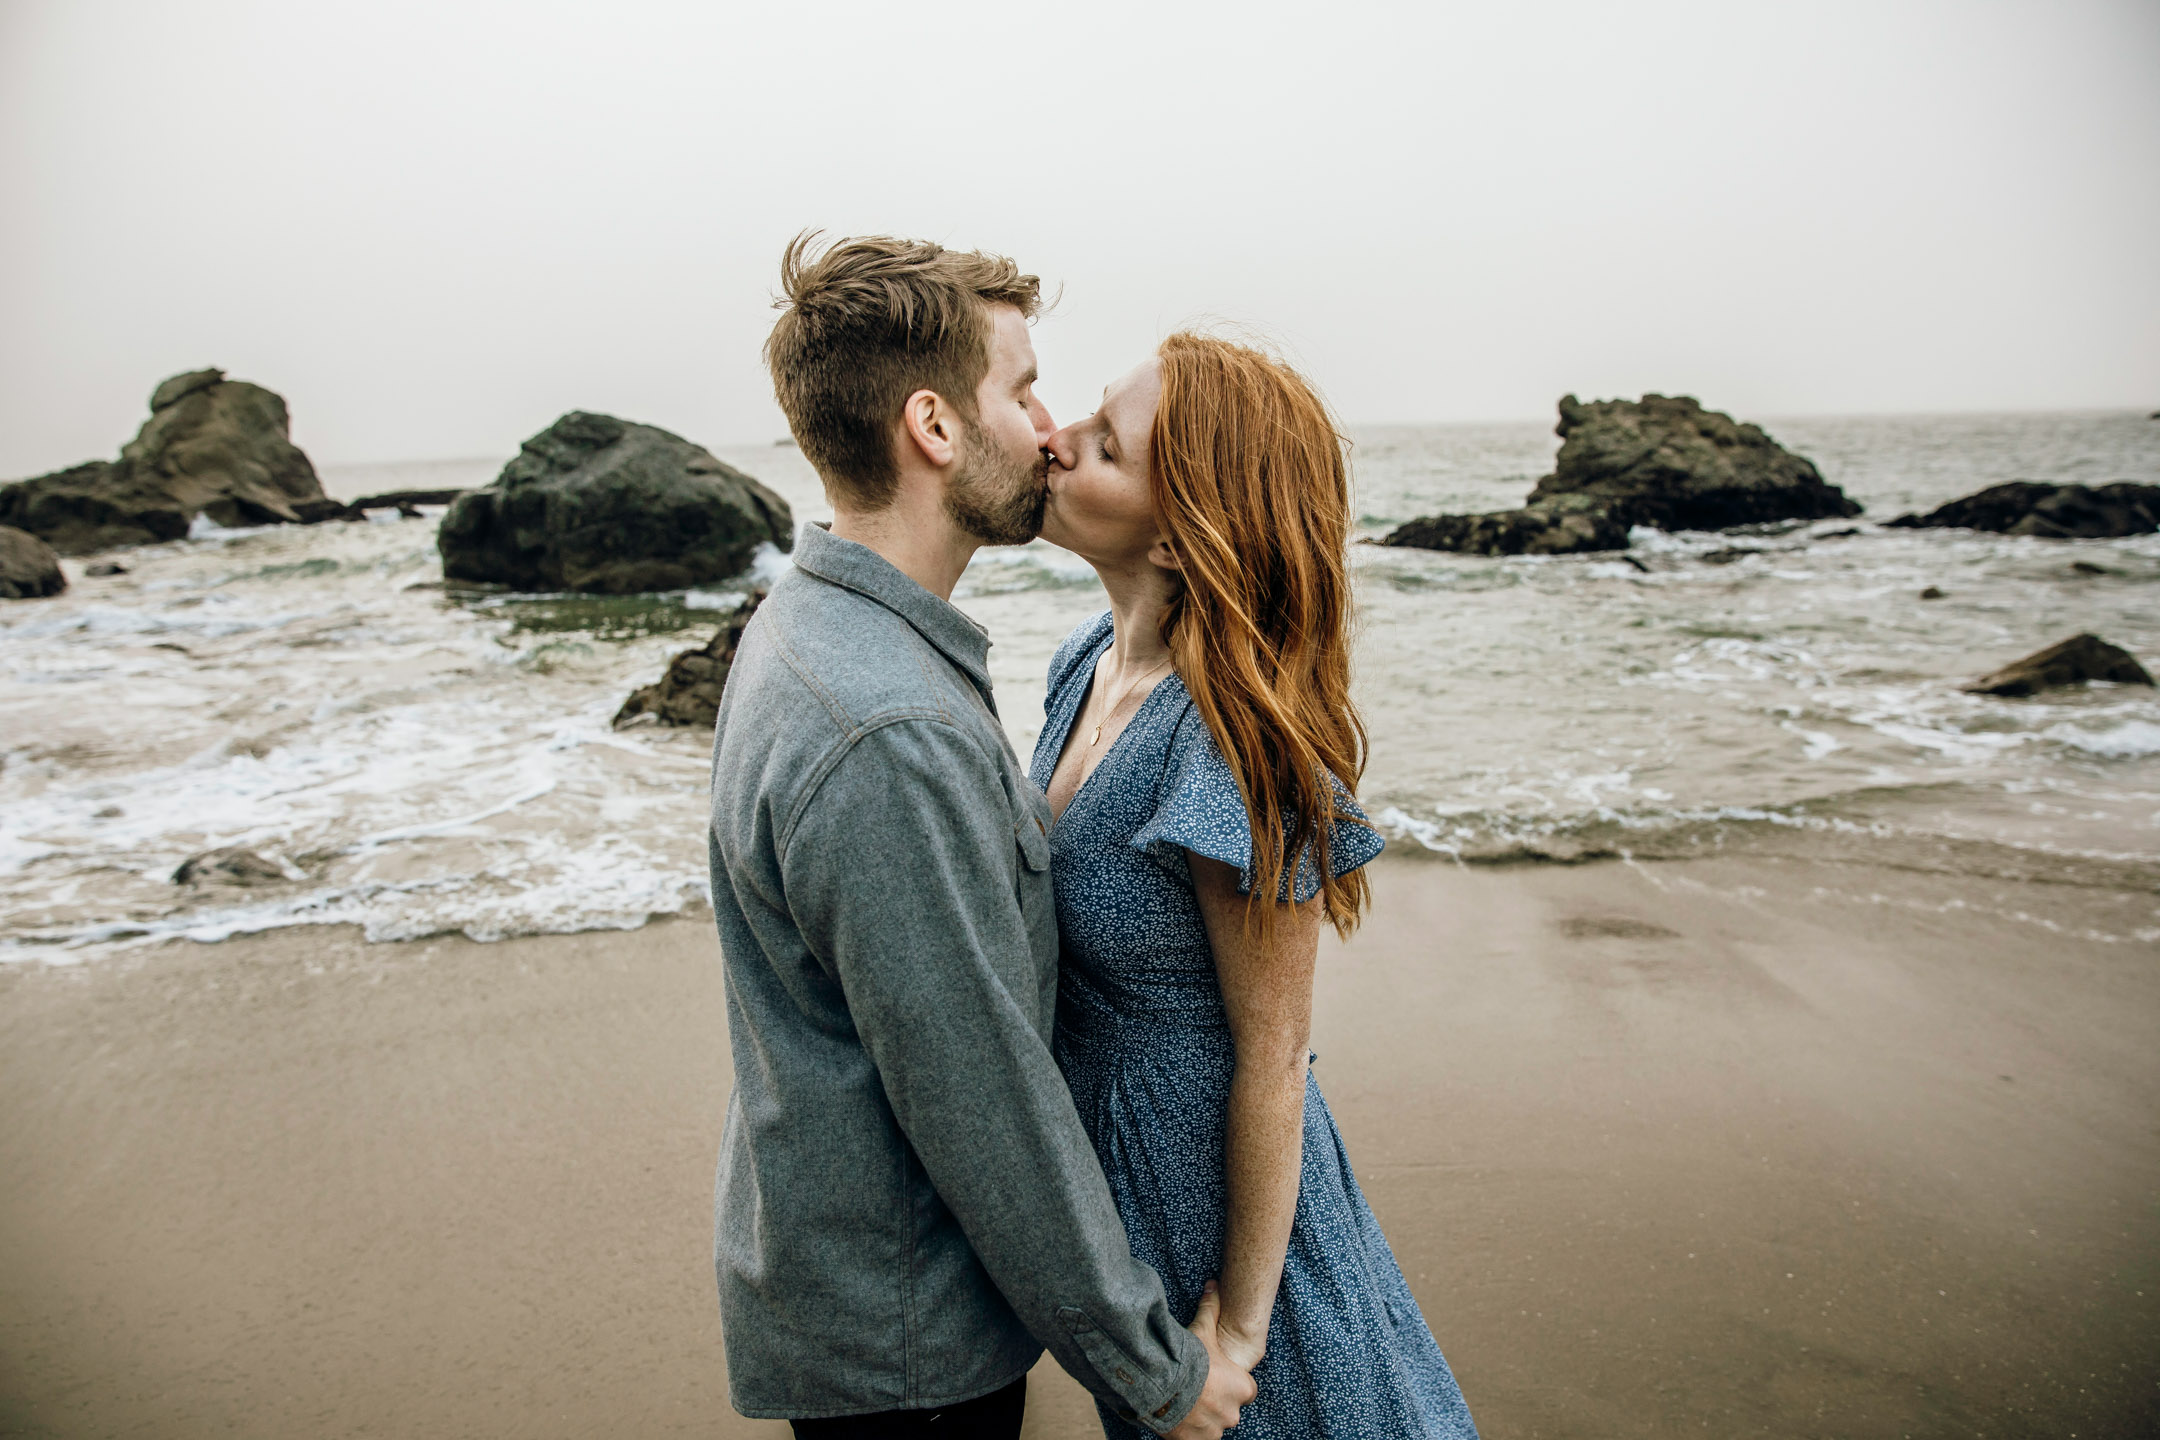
1045;635;1180;827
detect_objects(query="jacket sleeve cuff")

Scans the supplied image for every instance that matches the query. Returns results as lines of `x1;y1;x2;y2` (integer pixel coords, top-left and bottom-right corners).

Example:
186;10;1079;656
1055;1307;1211;1435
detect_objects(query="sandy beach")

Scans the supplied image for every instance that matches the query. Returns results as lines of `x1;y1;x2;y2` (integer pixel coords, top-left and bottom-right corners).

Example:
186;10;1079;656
2;846;2155;1439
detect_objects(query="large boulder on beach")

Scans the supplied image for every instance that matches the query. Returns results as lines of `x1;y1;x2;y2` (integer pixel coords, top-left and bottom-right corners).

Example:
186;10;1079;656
438;412;793;594
1962;634;2154;698
0;369;346;555
1383;394;1860;556
614;591;762;729
1886;481;2160;539
0;525;67;599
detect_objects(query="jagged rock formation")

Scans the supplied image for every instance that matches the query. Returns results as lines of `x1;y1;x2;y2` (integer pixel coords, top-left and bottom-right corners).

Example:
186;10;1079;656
0;369;345;554
439;413;793;594
1962;634;2153;698
0;525;66;598
1886;482;2159;539
614;591;762;729
1383;394;1860;556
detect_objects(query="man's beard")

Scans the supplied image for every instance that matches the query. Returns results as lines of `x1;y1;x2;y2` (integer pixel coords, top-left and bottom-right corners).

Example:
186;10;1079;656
944;421;1048;546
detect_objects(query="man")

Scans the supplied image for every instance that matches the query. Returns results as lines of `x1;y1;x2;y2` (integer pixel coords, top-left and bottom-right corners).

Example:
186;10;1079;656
706;233;1255;1440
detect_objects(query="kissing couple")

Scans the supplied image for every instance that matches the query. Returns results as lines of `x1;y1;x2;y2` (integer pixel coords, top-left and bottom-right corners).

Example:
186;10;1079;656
706;234;1479;1440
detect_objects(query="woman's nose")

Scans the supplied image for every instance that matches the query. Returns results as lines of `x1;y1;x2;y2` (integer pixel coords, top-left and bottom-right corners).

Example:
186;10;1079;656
1044;422;1079;471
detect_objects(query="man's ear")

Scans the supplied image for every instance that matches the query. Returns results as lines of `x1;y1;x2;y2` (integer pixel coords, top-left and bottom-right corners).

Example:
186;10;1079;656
899;389;961;470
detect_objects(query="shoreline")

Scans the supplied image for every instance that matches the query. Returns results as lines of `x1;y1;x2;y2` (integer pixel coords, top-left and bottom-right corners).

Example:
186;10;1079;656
12;815;2159;967
3;852;2156;1436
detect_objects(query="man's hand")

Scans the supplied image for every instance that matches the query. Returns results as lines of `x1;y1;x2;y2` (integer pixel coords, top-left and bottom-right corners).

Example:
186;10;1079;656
1165;1282;1257;1439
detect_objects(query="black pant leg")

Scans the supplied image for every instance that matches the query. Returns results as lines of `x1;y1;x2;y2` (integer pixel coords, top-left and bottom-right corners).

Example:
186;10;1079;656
791;1375;1026;1440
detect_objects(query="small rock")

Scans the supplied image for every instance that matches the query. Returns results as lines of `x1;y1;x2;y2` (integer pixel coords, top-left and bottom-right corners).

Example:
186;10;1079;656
1963;634;2154;697
1920;585;1946;599
85;561;128;576
352;488;467;511
614;591;762;729
1699;547;1762;565
2070;560;2109;576
93;805;123;818
0;525;67;598
172;846;288;887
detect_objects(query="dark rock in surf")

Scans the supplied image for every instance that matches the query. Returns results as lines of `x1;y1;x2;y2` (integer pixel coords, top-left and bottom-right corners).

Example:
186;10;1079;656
1380;498;1628;556
1884;481;2159;539
1962;634;2154;698
439;413;793;594
0;369;348;554
352;488;467;513
0;525;67;598
614;591;762;729
1919;585;1946;599
1382;394;1859;556
172;846;287;887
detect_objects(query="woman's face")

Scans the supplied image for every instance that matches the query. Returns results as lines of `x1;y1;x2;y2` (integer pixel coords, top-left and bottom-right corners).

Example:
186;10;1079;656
1041;358;1172;571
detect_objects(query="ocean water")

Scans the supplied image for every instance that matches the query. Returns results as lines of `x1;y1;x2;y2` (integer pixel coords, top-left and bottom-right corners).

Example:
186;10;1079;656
3;411;2157;961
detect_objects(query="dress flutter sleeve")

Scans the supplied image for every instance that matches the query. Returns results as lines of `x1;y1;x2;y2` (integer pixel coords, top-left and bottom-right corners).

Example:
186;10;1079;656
1129;703;1385;902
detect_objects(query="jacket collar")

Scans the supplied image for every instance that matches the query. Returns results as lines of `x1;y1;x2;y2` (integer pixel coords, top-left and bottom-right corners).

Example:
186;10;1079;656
789;523;996;708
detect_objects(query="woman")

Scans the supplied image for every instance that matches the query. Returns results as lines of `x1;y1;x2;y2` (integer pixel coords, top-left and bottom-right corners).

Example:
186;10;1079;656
1032;333;1477;1439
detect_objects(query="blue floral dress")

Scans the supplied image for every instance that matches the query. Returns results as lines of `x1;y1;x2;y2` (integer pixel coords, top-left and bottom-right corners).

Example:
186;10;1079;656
1030;613;1478;1440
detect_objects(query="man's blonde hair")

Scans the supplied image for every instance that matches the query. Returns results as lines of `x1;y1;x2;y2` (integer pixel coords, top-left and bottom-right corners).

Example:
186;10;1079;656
764;232;1042;510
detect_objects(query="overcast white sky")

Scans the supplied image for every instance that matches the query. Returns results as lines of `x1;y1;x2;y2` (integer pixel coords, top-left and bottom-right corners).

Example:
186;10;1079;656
3;0;2156;473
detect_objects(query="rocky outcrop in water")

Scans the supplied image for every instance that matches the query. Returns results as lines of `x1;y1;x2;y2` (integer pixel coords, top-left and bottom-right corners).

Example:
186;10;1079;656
1383;394;1860;556
613;592;762;729
439;413;793;594
1885;482;2160;539
0;526;66;598
1962;634;2153;697
0;369;346;555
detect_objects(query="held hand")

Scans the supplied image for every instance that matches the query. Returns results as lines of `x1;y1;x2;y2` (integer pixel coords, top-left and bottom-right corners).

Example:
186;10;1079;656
1166;1282;1258;1440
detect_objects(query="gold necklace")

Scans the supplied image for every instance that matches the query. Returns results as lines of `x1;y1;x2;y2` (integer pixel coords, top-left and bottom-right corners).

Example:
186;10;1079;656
1087;656;1170;747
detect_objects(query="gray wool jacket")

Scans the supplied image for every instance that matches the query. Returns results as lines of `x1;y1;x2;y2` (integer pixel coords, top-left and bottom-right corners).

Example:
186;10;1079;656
706;523;1207;1428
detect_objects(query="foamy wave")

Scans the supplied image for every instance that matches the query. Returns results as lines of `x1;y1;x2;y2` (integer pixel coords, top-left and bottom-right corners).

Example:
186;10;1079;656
2045;719;2160;759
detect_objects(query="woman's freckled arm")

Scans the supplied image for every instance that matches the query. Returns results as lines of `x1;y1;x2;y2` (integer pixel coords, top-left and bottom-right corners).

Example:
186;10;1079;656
1189;850;1320;1368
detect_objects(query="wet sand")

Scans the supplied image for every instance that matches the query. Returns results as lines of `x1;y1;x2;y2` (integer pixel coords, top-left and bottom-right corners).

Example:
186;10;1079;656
2;851;2155;1438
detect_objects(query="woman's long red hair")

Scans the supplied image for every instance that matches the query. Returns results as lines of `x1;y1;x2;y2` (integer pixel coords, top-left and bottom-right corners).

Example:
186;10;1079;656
1151;332;1371;938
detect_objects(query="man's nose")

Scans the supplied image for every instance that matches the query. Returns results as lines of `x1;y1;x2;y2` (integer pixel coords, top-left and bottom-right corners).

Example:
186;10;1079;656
1030;394;1057;449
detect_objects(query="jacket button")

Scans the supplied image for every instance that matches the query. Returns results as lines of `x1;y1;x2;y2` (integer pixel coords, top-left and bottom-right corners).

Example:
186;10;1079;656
1115;1367;1133;1383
